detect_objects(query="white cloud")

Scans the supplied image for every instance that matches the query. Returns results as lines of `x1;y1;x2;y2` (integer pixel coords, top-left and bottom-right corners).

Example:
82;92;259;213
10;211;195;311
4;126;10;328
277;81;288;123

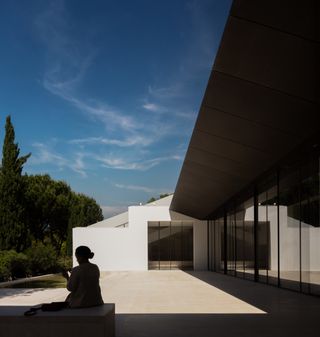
142;103;163;112
95;154;182;171
43;77;140;132
29;143;87;177
72;152;87;177
148;84;183;99
175;110;197;119
28;138;184;176
114;183;172;195
69;135;153;147
114;184;154;194
30;142;68;166
36;1;141;134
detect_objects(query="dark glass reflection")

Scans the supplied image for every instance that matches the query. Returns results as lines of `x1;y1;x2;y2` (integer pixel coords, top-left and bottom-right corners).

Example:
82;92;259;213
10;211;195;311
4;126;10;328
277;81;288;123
148;221;193;270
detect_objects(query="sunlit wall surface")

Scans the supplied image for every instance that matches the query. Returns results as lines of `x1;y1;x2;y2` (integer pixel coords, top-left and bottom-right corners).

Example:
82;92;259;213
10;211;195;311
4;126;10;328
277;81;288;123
148;221;193;270
209;149;320;295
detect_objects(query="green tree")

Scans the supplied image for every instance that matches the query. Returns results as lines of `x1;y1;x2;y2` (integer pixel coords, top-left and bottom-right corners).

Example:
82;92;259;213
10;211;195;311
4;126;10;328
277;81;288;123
67;193;103;255
25;174;103;256
0;116;31;251
147;194;170;204
147;197;156;203
25;174;72;253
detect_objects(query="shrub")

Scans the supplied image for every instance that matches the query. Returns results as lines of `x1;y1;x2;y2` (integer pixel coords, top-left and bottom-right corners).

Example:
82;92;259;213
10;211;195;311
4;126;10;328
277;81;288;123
57;256;73;272
0;250;29;281
0;252;10;282
25;242;58;275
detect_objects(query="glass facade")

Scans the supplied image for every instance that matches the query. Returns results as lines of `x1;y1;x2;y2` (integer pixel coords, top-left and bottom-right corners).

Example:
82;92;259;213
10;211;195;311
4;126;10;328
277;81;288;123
148;221;193;270
209;149;320;295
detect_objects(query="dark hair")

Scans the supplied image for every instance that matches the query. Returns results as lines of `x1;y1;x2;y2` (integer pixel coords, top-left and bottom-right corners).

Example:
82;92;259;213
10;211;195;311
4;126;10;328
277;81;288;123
75;246;94;259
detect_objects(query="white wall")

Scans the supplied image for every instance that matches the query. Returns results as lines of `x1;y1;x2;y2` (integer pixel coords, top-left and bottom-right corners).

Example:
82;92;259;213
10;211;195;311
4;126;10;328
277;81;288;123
73;224;146;271
73;205;207;271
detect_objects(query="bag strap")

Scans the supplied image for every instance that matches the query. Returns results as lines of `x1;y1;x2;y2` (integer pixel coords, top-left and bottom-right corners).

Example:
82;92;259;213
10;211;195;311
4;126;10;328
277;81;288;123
24;307;41;316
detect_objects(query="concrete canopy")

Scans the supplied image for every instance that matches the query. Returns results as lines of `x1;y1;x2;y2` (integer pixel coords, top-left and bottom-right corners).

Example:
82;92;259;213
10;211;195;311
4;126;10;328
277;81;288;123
171;0;320;219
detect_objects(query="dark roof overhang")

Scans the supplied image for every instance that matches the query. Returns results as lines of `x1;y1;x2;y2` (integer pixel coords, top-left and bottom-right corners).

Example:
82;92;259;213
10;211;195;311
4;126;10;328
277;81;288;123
171;0;320;219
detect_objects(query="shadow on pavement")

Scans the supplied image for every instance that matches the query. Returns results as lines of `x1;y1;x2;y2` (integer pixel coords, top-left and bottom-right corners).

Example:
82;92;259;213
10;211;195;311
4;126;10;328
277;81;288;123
183;271;320;314
116;312;317;337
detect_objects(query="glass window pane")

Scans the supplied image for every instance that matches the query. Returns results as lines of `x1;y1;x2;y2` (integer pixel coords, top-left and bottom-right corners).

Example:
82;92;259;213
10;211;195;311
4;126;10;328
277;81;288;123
170;221;183;269
258;190;269;283
301;157;320;295
148;221;160;270
159;221;171;269
214;217;224;273
266;184;279;286
235;209;245;278
279;165;300;291
227;212;236;276
258;173;278;285
242;197;255;280
182;222;193;270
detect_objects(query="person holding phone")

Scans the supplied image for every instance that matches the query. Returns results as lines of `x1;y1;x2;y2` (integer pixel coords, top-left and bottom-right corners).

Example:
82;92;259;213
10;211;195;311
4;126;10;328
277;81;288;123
63;246;104;308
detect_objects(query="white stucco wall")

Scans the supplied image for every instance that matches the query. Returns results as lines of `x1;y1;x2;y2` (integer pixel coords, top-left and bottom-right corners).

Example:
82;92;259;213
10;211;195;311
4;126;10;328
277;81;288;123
73;205;207;271
73;224;146;271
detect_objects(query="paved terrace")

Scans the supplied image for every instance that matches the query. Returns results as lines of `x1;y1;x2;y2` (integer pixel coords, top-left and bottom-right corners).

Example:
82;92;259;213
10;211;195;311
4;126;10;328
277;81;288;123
1;271;319;337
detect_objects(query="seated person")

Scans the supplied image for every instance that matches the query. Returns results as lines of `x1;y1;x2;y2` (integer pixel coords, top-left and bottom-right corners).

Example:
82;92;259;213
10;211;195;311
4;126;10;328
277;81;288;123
63;246;104;308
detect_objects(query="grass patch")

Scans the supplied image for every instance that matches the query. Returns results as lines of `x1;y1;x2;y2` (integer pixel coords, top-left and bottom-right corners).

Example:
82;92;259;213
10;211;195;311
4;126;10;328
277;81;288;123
1;274;67;288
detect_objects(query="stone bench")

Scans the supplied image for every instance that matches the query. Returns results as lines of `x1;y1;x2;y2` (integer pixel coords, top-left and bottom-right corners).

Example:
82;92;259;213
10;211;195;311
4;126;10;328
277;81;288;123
0;303;115;337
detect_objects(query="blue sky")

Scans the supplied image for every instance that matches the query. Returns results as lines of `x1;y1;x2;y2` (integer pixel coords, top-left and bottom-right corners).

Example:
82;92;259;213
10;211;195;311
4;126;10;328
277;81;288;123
0;0;231;217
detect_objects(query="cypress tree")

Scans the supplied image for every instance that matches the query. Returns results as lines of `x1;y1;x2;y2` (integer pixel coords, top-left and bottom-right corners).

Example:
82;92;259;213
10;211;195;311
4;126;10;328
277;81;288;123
0;116;31;251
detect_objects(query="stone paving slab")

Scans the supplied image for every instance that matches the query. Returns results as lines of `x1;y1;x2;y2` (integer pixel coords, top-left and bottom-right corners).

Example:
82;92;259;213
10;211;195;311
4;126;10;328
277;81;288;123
100;271;264;314
1;271;320;337
0;271;263;314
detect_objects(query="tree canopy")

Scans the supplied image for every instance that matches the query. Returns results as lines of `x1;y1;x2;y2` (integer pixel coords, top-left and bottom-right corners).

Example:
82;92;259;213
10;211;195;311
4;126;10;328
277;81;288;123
147;193;170;204
0;116;104;256
0;116;31;251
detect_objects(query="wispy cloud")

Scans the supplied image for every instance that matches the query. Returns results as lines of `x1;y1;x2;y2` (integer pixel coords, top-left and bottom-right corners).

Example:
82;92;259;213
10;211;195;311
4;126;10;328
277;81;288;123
142;103;163;112
35;1;142;134
69;135;153;147
95;154;183;171
28;140;184;176
114;184;155;194
148;84;183;100
142;0;221;128
29;142;87;177
114;183;172;195
34;0;198;164
31;0;215;185
43;79;140;132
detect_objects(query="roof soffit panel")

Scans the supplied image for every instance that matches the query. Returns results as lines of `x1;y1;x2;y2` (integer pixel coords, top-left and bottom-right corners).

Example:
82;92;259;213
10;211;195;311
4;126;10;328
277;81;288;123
195;106;302;155
182;160;247;186
203;71;319;136
231;0;320;41
191;130;273;165
186;146;258;180
214;17;317;101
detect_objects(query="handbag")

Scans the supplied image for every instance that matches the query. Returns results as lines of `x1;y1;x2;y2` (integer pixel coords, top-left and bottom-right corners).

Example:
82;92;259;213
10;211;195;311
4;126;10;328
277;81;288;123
24;301;69;316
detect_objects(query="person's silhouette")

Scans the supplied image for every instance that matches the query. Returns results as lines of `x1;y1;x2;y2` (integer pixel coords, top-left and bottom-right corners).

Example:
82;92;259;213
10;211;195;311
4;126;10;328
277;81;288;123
63;246;104;308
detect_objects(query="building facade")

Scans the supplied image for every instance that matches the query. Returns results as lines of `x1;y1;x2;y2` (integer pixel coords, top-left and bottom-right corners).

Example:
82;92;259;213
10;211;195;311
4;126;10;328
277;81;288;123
73;196;208;271
171;0;320;296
